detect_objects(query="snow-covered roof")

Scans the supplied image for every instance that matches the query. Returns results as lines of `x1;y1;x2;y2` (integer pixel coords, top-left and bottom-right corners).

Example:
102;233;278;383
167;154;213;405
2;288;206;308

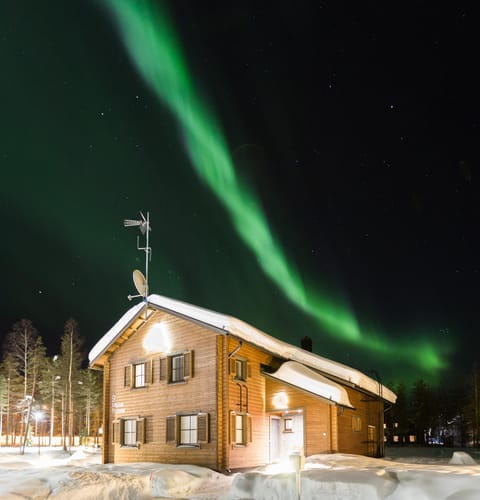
88;294;396;403
265;361;355;408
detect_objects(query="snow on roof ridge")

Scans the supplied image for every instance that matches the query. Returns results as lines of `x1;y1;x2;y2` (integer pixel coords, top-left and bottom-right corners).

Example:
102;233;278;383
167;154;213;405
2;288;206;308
88;293;396;403
88;301;146;364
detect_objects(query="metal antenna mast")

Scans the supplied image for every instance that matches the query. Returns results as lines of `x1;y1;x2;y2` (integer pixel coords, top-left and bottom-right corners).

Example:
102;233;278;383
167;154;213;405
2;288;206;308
123;211;152;301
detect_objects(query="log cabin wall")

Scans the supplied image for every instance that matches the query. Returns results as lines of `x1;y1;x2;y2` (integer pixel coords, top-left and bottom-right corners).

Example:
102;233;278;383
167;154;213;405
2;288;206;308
226;337;272;470
265;377;333;456
102;360;111;464
107;309;218;468
336;386;384;456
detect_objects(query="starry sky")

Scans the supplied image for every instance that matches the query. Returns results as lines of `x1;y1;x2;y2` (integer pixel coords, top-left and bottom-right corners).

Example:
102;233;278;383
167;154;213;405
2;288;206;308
1;0;479;386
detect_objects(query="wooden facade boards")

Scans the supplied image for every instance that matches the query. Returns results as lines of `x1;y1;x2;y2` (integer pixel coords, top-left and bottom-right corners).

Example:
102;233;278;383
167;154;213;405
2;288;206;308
92;301;392;470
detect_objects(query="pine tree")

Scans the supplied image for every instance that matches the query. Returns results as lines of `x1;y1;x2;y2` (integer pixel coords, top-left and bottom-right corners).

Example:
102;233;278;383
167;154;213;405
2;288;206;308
411;379;436;445
78;368;102;444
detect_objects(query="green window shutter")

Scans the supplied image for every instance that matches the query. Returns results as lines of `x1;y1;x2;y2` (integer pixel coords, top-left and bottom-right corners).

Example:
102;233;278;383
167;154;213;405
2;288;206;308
198;413;209;443
159;357;167;381
137;417;146;444
184;351;194;379
229;358;236;375
247;362;252;378
166;416;176;443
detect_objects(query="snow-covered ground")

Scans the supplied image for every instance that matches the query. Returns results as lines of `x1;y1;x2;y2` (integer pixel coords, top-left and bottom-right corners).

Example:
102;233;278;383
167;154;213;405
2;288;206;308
1;446;480;499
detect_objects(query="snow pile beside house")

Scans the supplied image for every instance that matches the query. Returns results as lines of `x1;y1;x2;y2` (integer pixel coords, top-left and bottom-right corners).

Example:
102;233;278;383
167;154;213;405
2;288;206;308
2;447;480;499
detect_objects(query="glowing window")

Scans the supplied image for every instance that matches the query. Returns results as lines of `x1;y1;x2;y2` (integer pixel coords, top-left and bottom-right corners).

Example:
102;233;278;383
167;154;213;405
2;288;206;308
180;415;198;445
123;419;137;446
134;363;146;388
235;414;245;444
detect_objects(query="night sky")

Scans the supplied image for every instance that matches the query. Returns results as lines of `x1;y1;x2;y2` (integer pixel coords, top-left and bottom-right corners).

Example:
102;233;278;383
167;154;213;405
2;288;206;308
2;0;479;386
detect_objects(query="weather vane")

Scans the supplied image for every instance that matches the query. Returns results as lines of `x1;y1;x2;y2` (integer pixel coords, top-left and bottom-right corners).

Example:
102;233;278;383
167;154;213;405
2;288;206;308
123;211;151;301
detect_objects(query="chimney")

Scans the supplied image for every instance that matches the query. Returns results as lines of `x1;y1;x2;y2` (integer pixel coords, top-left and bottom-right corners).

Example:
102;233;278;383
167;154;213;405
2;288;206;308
300;336;312;352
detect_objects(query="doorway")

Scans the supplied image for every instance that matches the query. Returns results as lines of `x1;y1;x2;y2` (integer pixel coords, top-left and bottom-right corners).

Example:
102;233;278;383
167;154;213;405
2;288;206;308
269;411;304;463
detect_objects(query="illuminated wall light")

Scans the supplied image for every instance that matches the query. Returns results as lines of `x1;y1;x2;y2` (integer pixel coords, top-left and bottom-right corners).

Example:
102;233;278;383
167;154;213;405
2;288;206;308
272;392;288;409
143;321;172;353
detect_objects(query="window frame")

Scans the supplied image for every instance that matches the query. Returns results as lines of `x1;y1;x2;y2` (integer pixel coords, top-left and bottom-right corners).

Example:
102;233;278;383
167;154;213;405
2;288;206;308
166;411;209;447
230;411;252;447
124;360;152;389
134;362;146;388
160;351;193;384
113;417;146;448
230;357;251;381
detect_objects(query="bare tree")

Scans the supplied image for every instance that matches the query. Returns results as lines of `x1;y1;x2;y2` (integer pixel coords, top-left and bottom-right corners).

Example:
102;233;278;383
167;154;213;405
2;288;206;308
59;319;83;453
0;355;23;446
3;320;40;452
38;355;62;446
20;336;46;454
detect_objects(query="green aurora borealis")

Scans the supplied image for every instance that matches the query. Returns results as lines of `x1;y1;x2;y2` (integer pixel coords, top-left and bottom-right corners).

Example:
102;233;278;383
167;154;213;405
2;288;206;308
3;0;477;386
101;0;449;376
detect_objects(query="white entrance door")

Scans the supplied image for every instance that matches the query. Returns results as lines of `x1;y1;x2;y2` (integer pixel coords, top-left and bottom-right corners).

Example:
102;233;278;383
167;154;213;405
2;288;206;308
269;416;281;463
269;413;304;463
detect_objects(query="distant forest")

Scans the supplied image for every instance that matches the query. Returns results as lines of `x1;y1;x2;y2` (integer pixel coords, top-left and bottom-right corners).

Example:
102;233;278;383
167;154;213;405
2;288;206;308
386;371;480;448
0;318;102;452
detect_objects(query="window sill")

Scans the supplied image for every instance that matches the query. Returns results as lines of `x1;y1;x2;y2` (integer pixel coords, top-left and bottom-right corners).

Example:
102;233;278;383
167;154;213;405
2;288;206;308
176;444;200;448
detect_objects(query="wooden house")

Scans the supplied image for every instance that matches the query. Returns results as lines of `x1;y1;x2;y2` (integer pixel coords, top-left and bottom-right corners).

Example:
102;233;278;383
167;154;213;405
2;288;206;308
89;294;396;470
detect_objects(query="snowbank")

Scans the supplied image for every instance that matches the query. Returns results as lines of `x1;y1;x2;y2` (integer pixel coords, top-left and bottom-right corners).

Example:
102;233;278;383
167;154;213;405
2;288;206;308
2;447;480;499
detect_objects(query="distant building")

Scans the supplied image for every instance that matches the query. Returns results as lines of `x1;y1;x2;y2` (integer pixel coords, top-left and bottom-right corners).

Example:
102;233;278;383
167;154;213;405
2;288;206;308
89;294;396;470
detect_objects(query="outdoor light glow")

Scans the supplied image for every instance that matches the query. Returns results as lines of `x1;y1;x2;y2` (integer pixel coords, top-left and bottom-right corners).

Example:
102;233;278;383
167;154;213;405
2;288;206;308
100;0;450;376
272;392;289;409
143;321;171;353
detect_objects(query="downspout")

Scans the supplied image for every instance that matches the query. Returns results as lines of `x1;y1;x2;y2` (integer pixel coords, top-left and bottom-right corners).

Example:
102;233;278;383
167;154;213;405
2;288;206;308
222;336;229;471
228;340;243;359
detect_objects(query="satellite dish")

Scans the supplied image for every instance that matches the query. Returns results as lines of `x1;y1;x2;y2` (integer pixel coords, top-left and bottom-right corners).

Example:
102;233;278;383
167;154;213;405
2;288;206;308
133;269;148;297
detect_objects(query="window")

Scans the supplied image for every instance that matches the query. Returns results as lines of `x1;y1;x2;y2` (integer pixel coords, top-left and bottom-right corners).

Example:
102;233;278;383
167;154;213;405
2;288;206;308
113;417;146;447
123;419;137;446
352;416;362;432
160;351;193;384
166;412;209;446
284;418;293;432
171;354;184;383
180;415;197;445
230;357;251;381
124;361;152;389
235;414;244;444
134;363;145;388
230;412;252;446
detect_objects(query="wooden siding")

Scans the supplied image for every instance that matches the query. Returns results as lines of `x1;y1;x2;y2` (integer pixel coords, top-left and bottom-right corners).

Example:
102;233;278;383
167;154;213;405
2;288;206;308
265;377;332;456
101;306;387;469
106;310;218;468
226;337;272;470
336;386;384;456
